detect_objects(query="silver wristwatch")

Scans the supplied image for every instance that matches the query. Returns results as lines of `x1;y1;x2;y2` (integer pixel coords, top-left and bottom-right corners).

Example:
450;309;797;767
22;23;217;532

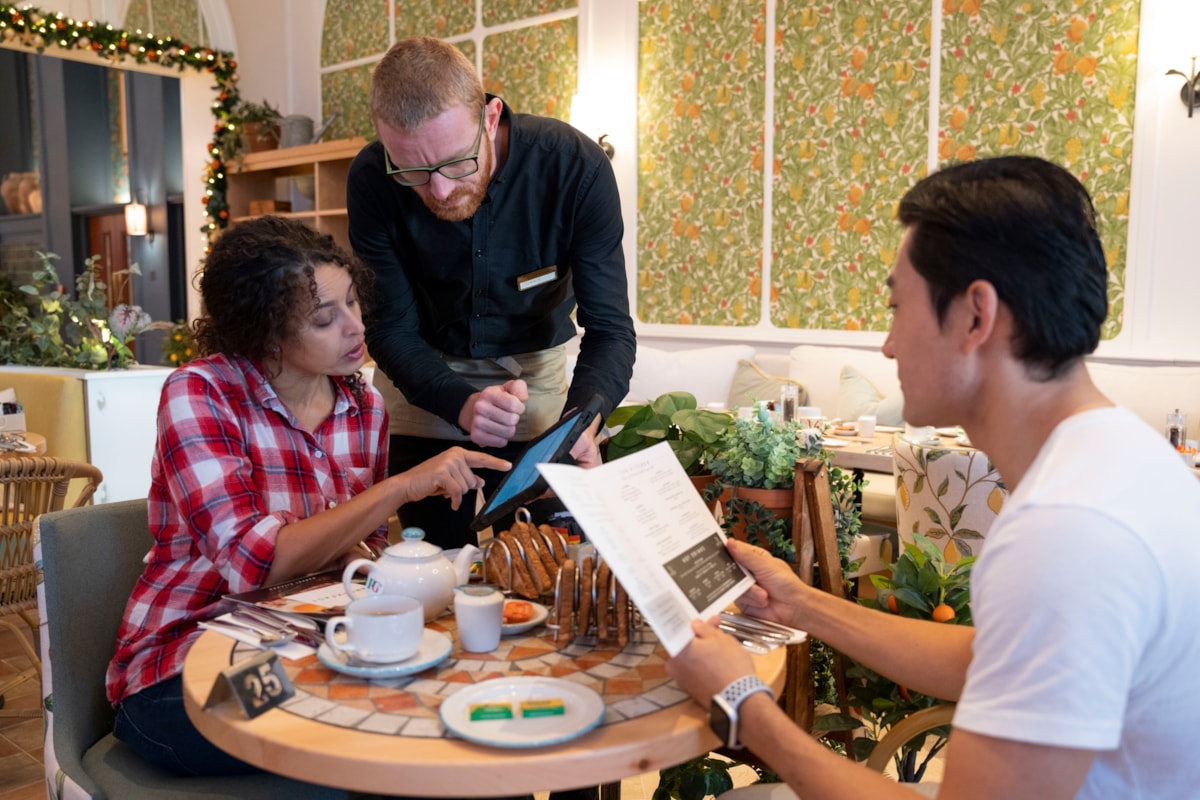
709;675;775;749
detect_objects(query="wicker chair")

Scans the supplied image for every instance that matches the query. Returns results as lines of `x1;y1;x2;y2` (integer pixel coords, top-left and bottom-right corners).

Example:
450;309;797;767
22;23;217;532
0;456;102;718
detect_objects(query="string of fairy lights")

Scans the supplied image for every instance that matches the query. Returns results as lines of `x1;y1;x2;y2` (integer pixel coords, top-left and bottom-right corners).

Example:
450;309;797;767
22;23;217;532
0;2;240;247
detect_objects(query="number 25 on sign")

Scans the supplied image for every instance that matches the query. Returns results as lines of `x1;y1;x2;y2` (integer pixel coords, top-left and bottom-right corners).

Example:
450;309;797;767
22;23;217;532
204;650;295;719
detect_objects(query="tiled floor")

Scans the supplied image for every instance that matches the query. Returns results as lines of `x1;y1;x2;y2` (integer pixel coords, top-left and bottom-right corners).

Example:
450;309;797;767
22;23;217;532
0;611;44;800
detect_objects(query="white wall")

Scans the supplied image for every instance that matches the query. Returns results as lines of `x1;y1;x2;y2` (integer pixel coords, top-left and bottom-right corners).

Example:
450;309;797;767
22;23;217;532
229;0;1200;365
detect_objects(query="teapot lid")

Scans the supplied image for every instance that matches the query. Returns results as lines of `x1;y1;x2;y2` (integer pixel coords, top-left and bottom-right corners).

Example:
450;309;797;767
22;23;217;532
390;527;444;559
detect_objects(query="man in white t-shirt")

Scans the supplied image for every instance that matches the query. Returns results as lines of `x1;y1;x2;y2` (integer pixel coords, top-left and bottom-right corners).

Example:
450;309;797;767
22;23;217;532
667;155;1200;799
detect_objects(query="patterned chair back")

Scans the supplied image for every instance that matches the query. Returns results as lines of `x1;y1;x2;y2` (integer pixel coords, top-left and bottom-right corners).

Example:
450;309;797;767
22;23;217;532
891;433;1008;562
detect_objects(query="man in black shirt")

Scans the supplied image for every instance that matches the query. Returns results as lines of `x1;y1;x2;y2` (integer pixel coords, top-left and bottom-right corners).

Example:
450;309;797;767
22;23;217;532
348;36;635;549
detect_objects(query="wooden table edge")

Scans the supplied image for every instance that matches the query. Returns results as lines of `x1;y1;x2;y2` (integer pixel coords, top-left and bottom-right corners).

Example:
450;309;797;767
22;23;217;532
183;629;786;796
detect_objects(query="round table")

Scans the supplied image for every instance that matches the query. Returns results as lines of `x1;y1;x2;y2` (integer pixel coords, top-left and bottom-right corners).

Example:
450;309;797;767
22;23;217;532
0;431;46;458
183;621;786;796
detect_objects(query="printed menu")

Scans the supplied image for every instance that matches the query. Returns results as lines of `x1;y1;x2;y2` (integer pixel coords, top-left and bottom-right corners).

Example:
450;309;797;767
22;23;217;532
539;442;754;655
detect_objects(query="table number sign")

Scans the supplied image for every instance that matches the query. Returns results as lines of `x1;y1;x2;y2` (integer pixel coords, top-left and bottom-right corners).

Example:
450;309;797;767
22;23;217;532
204;649;294;719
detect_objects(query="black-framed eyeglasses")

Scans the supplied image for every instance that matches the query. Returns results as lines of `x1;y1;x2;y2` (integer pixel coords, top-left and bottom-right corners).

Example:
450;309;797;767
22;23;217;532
383;106;487;187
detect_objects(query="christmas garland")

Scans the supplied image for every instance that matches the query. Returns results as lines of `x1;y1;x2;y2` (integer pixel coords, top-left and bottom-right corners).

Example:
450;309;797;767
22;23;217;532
0;3;239;245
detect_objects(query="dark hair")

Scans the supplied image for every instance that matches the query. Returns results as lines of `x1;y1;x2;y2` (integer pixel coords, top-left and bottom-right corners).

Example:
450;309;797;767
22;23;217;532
193;216;373;387
898;155;1108;380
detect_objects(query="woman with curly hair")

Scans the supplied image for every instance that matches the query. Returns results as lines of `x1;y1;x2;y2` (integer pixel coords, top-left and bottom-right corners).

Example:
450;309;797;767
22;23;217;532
104;216;508;777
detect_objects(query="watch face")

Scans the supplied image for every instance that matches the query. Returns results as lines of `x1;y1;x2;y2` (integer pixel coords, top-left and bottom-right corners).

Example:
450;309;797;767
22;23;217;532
710;695;734;747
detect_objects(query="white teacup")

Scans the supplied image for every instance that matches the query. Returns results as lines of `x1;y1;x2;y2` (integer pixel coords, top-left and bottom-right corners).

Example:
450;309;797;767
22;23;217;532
857;414;877;438
454;584;505;653
325;595;424;664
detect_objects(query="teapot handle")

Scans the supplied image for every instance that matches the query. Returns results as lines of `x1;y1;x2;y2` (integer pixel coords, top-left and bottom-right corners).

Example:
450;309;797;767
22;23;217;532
342;559;377;600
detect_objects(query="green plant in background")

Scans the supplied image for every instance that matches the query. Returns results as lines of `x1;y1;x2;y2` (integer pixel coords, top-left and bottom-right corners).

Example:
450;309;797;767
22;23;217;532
605;391;734;476
707;415;820;490
655;755;778;800
161;320;197;366
231;98;283;154
814;533;975;781
0;251;165;370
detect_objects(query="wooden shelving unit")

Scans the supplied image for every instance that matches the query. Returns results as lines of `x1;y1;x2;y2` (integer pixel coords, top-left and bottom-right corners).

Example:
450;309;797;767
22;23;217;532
226;137;368;252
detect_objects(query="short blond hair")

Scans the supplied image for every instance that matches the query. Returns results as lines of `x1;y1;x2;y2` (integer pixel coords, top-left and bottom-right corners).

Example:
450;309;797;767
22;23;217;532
370;37;485;131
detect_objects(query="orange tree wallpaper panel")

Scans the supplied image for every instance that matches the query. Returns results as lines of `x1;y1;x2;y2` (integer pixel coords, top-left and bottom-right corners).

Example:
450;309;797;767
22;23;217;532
637;1;768;327
638;0;1137;335
320;3;576;142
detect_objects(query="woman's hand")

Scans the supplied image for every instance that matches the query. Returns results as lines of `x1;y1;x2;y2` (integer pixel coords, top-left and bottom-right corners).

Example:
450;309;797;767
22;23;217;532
399;447;510;510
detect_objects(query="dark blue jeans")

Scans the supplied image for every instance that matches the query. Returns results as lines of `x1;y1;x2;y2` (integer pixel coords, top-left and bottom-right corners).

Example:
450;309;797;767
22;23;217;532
113;673;261;777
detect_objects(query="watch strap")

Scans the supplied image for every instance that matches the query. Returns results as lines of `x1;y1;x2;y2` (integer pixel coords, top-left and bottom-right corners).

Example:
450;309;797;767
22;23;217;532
713;675;775;749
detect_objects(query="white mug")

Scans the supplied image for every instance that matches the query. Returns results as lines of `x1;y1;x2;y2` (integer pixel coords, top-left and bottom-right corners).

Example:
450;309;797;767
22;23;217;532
325;595;424;664
454;584;505;653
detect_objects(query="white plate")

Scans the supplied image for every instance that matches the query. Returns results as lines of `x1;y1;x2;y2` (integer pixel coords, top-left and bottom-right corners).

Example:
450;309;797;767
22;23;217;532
820;438;850;448
317;629;452;678
935;426;963;437
439;676;606;748
501;600;549;636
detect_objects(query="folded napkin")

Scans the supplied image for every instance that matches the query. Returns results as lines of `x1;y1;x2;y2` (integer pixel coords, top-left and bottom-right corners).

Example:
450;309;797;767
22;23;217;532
199;613;316;660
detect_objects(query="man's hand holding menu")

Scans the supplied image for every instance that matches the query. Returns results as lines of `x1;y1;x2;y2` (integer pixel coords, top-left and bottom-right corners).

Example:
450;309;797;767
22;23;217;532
538;442;755;655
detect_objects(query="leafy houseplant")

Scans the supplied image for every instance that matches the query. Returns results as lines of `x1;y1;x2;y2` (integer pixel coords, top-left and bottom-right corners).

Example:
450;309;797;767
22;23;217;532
604;391;734;476
814;533;975;781
161;320;198;366
0;251;164;369
235;98;282;153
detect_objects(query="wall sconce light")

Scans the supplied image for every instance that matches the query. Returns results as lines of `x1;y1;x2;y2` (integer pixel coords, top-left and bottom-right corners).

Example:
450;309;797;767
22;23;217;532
124;201;153;241
1166;56;1200;118
570;93;615;160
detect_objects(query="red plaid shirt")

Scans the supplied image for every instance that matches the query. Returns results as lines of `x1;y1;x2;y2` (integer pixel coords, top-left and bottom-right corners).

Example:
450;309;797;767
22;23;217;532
106;354;390;704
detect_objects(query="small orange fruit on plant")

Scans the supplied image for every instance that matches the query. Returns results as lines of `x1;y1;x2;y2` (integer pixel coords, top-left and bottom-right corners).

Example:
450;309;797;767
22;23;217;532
932;603;956;623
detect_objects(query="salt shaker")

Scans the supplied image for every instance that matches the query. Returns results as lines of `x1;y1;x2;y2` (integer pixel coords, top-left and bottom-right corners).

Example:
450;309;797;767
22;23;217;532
779;383;799;422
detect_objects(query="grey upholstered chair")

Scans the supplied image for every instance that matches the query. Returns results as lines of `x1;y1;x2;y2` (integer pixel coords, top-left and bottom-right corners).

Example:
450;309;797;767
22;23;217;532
37;498;352;799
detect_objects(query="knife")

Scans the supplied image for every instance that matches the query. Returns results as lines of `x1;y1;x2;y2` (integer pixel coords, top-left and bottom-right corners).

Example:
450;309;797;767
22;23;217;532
233;607;323;648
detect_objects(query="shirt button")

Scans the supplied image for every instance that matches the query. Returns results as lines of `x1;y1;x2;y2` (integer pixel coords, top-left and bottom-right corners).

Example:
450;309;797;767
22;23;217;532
314;449;325;458
474;249;483;258
327;499;338;509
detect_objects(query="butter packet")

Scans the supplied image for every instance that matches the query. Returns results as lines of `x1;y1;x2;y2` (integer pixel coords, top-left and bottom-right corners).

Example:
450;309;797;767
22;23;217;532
469;702;513;721
520;697;565;718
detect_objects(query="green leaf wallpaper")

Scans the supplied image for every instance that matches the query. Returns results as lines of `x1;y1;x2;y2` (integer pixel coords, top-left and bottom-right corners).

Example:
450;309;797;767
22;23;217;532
638;0;1136;335
323;0;391;67
772;0;931;333
396;0;476;39
938;0;1136;338
637;1;768;326
484;0;577;27
123;0;201;42
482;18;577;120
320;4;575;144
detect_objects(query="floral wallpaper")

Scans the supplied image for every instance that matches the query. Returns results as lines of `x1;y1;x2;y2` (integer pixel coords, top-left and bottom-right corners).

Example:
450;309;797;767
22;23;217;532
321;2;577;143
323;0;391;67
638;0;1137;335
771;0;930;332
482;18;577;120
938;0;1136;339
123;0;202;42
637;1;767;326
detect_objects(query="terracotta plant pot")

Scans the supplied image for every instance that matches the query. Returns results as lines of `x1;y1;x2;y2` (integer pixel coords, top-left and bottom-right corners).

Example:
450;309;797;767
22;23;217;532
243;121;280;153
722;485;794;542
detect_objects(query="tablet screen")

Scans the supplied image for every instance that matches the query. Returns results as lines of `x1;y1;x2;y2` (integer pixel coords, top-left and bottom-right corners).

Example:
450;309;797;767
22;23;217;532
470;395;602;532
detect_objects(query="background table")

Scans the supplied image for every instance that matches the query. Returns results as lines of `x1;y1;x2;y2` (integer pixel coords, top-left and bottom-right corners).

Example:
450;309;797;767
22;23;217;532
0;431;46;458
183;617;786;796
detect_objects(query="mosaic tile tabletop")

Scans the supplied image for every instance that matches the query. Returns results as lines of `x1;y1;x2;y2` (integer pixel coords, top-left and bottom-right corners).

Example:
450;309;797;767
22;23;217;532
227;617;685;739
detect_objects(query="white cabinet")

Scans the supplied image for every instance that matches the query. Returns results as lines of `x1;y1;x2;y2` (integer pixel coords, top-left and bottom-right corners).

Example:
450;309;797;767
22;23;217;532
0;365;170;504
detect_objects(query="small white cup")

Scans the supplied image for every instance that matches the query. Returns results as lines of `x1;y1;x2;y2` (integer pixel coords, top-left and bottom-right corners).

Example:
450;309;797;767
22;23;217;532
905;424;936;444
325;595;424;664
857;414;877;438
454;584;505;653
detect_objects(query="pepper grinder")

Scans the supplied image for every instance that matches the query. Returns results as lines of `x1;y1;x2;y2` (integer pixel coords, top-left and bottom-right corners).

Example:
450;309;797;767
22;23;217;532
1166;408;1187;448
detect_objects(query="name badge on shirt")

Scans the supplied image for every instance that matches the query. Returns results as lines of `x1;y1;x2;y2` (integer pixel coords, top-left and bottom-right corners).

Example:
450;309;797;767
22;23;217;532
517;266;557;291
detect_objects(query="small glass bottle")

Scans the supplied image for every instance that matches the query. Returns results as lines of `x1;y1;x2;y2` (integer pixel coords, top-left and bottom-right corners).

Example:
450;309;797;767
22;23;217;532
1166;408;1187;448
779;383;799;423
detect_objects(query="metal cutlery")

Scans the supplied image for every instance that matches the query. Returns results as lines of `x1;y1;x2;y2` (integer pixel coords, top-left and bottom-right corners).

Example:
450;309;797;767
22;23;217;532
202;618;294;647
719;612;801;642
716;624;774;654
233;607;324;648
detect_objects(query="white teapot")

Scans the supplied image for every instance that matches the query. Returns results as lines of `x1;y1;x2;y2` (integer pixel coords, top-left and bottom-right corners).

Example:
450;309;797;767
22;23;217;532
342;528;478;621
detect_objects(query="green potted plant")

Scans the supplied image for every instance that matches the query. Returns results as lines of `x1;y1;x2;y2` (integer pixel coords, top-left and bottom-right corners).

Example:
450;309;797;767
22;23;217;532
814;532;974;782
235;98;283;153
604;391;734;492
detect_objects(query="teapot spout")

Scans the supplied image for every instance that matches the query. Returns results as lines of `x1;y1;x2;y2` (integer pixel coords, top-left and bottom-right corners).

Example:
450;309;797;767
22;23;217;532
453;544;482;585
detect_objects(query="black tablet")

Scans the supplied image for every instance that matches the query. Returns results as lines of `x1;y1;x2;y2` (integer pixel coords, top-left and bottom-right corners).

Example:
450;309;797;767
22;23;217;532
470;394;603;532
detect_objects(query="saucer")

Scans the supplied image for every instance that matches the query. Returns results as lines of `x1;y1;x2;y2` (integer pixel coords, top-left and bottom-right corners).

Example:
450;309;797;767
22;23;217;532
317;629;452;678
439;676;605;748
501;601;549;636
